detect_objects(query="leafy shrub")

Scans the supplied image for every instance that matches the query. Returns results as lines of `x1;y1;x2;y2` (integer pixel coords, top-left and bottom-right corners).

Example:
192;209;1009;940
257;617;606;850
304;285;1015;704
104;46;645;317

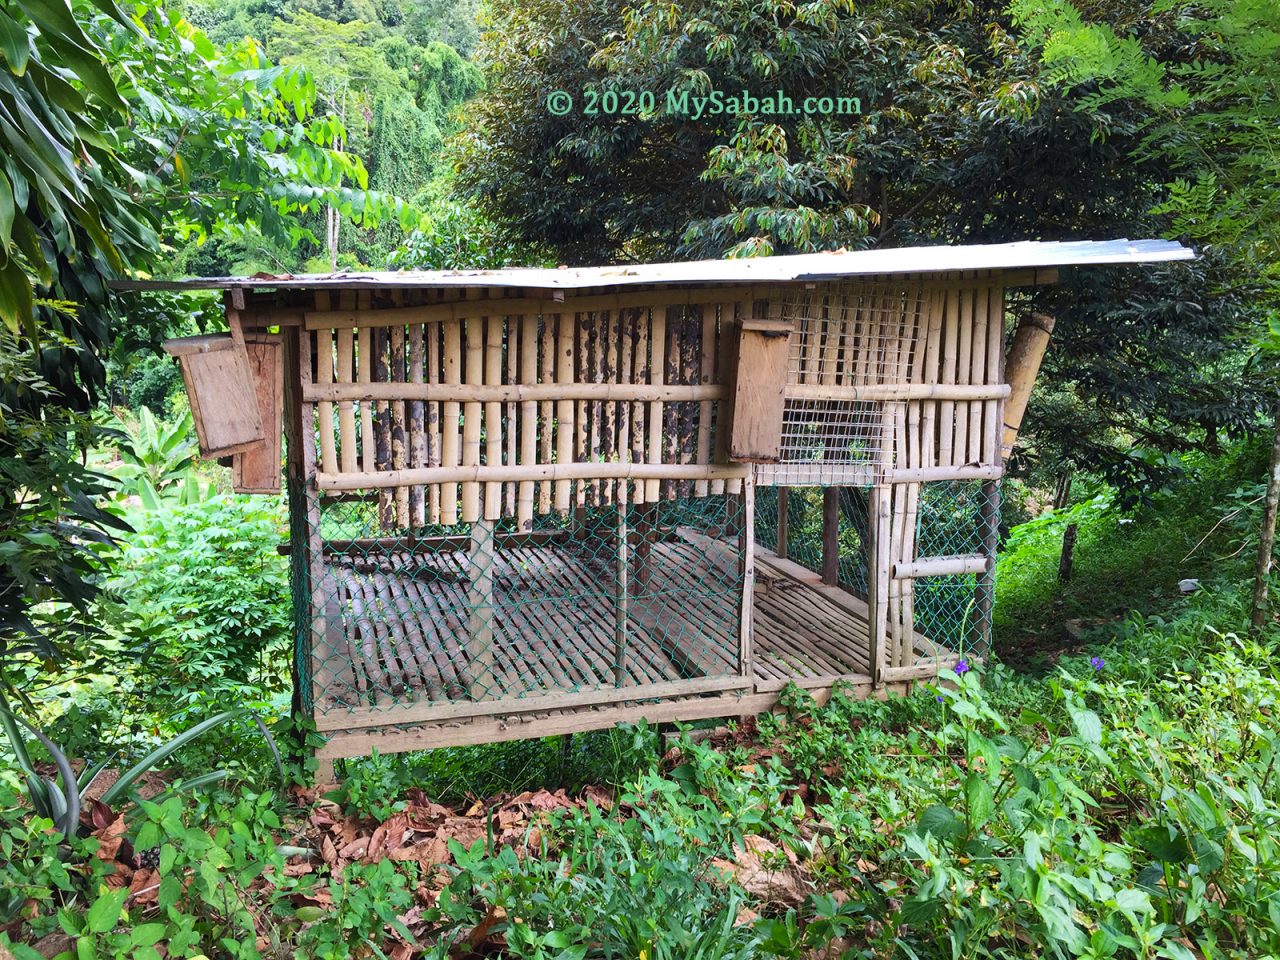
104;495;291;718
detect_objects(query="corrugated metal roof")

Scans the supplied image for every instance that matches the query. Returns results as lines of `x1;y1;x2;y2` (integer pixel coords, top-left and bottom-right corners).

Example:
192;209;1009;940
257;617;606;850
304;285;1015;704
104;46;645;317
112;239;1194;292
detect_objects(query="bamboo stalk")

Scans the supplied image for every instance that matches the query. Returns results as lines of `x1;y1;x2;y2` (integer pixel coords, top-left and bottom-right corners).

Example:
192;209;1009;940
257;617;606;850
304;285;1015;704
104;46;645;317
739;480;755;678
939;284;959;467
555;314;574;513
314;292;338;476
576;314;588;509
631;310;649;505
617;309;633;485
484;313;503;520
539;317;554;515
408;314;425;527
518;315;537;530
336;324;357;473
304;382;729;403
695;303;716;496
441;309;462;525
462;314;484;523
390;296;409;528
984;287;1005;465
646;307;667;502
427;300;442;524
317;461;751;491
968;285;988;465
603;312;618;504
505;312;518;519
954;286;973;464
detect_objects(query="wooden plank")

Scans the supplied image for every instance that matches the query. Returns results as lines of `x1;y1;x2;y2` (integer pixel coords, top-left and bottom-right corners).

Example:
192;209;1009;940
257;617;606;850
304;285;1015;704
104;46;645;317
231;337;284;493
315;681;924;757
728;319;790;462
821;488;840;586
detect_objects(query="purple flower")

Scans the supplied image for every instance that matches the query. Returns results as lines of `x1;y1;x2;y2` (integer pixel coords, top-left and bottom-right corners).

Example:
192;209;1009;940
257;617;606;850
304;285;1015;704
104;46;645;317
936;695;945;702
954;659;970;676
1090;656;1105;672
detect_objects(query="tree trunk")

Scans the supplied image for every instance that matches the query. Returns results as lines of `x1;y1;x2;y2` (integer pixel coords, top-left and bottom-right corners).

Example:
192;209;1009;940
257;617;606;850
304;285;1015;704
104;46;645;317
1055;468;1075;583
1250;404;1280;631
1058;523;1078;584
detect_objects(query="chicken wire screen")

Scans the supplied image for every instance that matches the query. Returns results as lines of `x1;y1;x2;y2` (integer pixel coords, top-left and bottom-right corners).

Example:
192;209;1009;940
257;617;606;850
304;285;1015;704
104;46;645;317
780;282;925;386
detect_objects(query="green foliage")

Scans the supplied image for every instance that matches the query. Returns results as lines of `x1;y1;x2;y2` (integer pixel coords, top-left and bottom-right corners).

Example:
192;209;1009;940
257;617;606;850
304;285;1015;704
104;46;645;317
108;407;200;507
103;496;291;711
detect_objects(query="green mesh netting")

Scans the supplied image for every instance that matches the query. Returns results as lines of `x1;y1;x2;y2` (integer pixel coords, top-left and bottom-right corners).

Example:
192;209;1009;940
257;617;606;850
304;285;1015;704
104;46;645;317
294;487;747;715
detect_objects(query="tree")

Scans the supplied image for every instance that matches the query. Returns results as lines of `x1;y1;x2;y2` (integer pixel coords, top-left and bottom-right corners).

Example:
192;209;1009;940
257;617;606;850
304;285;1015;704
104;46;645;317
456;0;1260;491
1006;0;1280;621
0;0;409;681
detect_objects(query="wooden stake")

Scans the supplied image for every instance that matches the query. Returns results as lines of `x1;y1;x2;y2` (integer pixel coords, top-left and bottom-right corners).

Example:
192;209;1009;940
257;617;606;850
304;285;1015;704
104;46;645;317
776;487;789;558
822;487;840;586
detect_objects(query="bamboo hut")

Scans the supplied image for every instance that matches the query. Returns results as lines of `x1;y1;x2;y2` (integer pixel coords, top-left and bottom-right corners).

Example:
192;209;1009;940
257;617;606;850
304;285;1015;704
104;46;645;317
130;239;1193;776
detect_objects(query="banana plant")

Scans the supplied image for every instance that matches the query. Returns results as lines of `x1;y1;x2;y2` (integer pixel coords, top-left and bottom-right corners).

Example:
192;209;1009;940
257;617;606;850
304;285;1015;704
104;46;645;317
110;406;202;506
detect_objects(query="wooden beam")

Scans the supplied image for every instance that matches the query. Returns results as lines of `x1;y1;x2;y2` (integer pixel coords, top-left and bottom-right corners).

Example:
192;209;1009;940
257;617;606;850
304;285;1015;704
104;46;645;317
303;382;726;404
822;488;840;586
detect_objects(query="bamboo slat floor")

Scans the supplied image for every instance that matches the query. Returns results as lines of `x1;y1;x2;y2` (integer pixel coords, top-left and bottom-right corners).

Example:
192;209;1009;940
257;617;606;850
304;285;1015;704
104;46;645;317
313;530;955;718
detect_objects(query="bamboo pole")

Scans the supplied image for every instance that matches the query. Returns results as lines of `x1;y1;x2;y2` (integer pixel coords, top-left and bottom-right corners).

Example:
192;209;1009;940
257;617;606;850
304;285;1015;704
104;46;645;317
646;307;667;502
518;315;537;530
555;314;574;513
441;310;461;525
427;300;442;525
390;296;409;528
484;313;503;520
314;292;338;476
462;314;484;523
1001;311;1055;458
631;310;649;505
953;286;973;463
408;312;425;527
316;461;750;491
301;382;735;404
336;322;356;474
538;317;554;515
576;314;588;510
968;285;988;464
939;284;959;466
695;303;716;496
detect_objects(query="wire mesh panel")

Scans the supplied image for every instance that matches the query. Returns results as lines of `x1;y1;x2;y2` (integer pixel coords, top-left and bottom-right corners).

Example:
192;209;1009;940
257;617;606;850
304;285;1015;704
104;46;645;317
299;486;747;722
753;486;871;597
904;480;999;665
779;283;927;387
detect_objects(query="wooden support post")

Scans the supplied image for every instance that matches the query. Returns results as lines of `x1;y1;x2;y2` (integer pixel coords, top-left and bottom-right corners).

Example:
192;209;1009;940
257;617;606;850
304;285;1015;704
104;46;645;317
467;514;496;699
739;480;755;678
868;484;892;686
822;487;840;586
776;487;789;559
614;483;629;686
634;502;656;594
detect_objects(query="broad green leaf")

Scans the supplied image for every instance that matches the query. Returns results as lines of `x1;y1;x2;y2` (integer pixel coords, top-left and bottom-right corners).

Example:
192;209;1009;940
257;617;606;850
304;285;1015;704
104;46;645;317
85;887;128;934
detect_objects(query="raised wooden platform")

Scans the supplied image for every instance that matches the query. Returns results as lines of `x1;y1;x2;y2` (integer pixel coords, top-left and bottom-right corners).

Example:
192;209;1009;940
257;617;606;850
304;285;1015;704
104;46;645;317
311;530;958;758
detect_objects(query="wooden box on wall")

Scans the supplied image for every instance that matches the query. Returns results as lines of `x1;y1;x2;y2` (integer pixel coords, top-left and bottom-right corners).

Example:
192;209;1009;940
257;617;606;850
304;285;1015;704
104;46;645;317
727;317;792;462
163;333;266;457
